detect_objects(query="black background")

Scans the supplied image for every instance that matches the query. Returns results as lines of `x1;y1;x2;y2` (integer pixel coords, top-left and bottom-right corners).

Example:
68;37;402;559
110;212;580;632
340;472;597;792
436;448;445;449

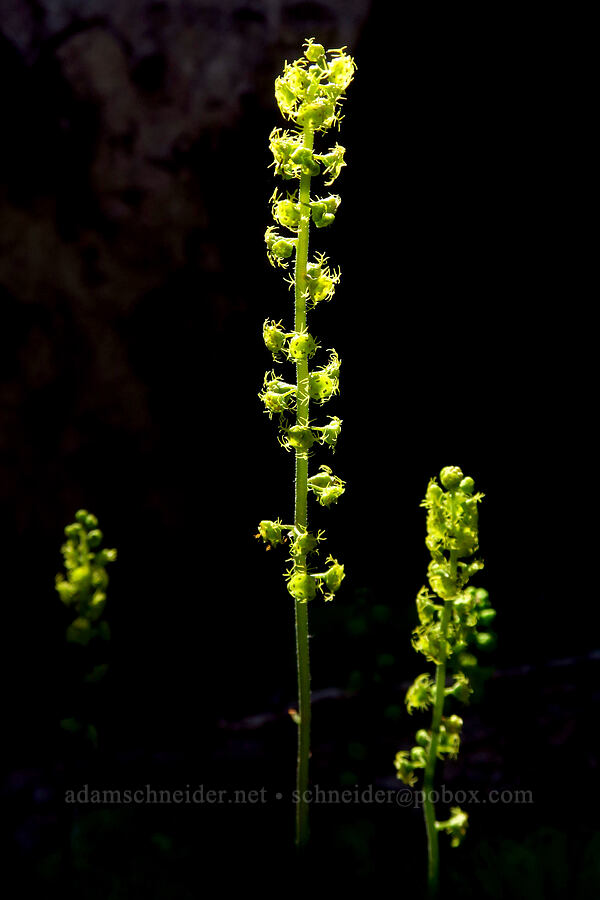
1;2;596;897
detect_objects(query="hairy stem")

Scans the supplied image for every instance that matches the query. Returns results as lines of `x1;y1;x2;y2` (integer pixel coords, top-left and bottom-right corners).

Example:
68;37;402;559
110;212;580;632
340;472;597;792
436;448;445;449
423;540;458;896
422;597;450;896
293;125;314;847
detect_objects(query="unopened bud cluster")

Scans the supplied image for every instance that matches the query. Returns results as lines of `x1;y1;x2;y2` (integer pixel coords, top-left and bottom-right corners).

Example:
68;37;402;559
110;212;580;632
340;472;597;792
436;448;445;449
55;509;116;646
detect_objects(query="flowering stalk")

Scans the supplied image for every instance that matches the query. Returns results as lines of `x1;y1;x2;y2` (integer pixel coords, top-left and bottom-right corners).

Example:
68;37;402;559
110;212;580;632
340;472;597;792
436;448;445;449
55;509;117;746
257;38;355;846
394;467;496;896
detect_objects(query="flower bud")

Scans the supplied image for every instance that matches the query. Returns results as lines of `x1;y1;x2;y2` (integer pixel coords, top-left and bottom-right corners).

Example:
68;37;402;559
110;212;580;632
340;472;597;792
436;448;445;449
328;54;356;89
287;572;317;602
288;332;317;360
262;392;291;416
306;259;339;304
319;416;342;450
286;426;315;452
56;578;78;605
263;319;287;356
273;197;300;230
296;99;335;130
66;616;92;645
440;466;463;490
307;466;334;489
92;568;109;589
394;750;417;786
95;548;117;565
257;520;286;547
273;238;294;259
290;146;320;175
87;529;103;548
319;484;345;507
445;715;463;734
436;807;468;848
478;608;496;626
88;591;106;620
415;729;430;747
406;673;434;713
315;144;346;184
459;476;475;494
410;746;427;767
323;559;344;594
475;631;496;650
474;588;490;607
304;41;325;62
290;529;319;558
308;465;345;507
309;372;335;402
70;566;91;589
265;226;297;267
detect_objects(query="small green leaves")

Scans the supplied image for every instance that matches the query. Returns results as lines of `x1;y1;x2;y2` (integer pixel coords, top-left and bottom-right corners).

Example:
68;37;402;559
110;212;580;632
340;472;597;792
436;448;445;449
55;510;116;646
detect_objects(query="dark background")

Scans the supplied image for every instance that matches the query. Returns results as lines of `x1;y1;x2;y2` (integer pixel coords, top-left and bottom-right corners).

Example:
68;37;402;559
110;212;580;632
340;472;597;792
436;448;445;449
0;1;595;897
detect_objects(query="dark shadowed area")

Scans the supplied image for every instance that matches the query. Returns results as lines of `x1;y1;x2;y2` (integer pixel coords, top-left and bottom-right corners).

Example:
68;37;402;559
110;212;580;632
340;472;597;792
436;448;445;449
0;1;595;897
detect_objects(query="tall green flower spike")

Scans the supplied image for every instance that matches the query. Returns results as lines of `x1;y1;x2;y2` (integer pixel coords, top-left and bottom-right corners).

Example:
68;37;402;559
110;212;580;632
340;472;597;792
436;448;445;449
55;509;117;746
257;38;355;847
394;467;496;897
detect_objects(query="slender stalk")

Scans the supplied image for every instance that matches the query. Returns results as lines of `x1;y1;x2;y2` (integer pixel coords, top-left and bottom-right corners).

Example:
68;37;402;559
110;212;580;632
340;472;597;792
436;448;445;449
293;125;314;847
422;597;451;896
423;536;458;896
396;468;489;893
260;40;354;848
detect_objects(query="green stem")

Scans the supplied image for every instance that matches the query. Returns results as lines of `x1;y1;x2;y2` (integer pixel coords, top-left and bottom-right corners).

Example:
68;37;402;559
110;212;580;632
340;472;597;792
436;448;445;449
423;541;458;896
293;125;314;848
